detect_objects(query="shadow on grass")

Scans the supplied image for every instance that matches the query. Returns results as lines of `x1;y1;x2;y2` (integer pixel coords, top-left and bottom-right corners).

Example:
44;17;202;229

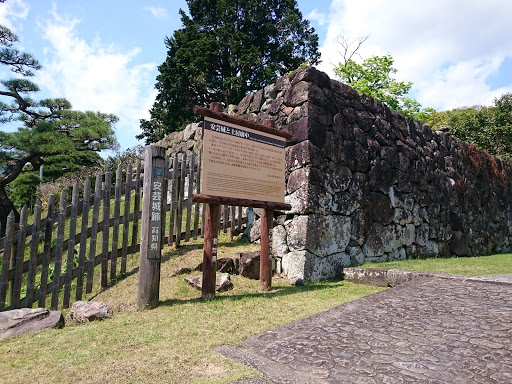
158;281;342;307
98;240;257;293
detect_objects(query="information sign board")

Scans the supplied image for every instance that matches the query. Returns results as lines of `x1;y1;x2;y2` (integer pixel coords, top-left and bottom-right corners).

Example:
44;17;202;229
201;116;286;203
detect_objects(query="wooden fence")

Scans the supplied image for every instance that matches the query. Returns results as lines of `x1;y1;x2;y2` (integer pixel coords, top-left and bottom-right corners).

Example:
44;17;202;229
0;149;246;312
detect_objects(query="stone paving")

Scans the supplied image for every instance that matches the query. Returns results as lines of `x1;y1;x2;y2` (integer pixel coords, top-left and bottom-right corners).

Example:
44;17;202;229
219;275;512;383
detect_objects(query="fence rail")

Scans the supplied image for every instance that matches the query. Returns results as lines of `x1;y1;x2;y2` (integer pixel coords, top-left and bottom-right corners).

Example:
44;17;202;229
0;149;247;312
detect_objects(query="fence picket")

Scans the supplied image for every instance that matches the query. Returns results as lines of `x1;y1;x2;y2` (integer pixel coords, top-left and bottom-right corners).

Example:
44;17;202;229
230;205;236;241
26;202;42;307
11;206;28;309
111;166;122;281
176;152;187;246
76;178;90;300
86;174;102;294
168;155;178;246
50;191;66;310
39;195;55;308
63;182;79;308
193;151;201;239
161;156;169;246
121;164;132;274
223;205;229;233
0;212;15;310
101;172;111;288
237;206;243;233
185;152;194;242
131;163;141;252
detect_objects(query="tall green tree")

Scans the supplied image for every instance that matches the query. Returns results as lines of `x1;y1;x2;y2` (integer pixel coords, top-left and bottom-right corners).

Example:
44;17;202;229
333;36;432;120
426;93;512;158
0;25;118;235
139;0;321;143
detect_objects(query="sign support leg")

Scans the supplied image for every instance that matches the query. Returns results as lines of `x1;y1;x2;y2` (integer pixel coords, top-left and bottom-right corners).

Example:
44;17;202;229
260;208;273;291
202;203;220;299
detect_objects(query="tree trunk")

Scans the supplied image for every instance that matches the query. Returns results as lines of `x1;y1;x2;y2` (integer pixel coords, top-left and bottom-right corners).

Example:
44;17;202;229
0;185;18;237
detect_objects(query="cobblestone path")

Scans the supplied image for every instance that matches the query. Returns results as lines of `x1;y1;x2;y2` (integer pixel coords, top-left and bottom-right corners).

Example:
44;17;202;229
220;276;512;383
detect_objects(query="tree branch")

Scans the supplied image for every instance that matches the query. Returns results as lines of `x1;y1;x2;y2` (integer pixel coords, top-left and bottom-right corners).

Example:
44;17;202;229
0;151;41;186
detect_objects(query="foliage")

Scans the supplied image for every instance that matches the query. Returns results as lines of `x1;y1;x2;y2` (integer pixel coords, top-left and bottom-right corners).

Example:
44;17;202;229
100;144;144;174
0;24;118;234
6;151;103;210
5;169;40;209
334;53;429;120
139;0;321;143
425;93;512;158
332;36;432;120
36;145;144;208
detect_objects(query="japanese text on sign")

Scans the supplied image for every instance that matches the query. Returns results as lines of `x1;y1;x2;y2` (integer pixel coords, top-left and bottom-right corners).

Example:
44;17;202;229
201;117;286;203
148;164;164;259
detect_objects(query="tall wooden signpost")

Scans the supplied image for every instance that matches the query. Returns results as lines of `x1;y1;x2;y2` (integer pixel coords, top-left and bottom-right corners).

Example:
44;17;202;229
193;102;292;299
137;146;166;309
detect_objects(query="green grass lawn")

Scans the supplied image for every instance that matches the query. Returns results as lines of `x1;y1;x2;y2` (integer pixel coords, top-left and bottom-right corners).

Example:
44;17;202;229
362;253;512;276
0;236;384;384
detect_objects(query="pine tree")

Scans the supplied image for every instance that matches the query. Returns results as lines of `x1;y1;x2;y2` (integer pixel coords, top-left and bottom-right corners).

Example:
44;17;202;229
0;25;118;235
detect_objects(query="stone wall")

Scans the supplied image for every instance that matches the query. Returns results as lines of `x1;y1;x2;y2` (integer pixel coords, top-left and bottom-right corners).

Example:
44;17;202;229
162;65;512;282
234;66;512;281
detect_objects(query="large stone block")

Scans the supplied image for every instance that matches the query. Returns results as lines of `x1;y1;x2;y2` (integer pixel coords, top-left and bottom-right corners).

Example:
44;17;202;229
415;223;430;247
369;158;395;193
286;140;324;171
66;301;112;324
1;308;64;339
283;117;327;148
351;209;372;246
287;166;323;194
237;92;254;114
333;111;354;138
367;192;394;225
325;163;352;193
286;102;333;127
330;78;359;100
356;110;376;131
403;224;416;246
286;214;351;257
450;231;470;256
281;250;349;281
363;223;404;257
285;184;331;215
283;80;309;107
332;173;368;215
272;224;289;256
345;141;369;172
284;80;326;107
332;191;360;215
290;65;332;88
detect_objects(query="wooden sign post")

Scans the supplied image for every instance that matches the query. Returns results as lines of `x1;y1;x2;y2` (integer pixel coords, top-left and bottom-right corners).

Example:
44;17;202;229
201;203;220;299
137;145;166;309
193;102;292;299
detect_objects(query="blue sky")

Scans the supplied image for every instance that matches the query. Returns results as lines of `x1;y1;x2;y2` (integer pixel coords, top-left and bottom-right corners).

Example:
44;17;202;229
1;0;512;154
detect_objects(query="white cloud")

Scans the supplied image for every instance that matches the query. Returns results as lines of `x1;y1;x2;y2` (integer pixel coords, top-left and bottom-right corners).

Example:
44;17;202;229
318;0;512;110
0;0;29;31
144;6;168;20
35;7;157;150
307;9;326;26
